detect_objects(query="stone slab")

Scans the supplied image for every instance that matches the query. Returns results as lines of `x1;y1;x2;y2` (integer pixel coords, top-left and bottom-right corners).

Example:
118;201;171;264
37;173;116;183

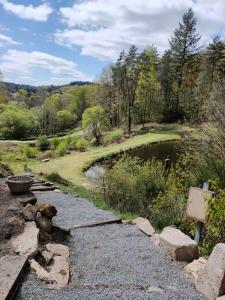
11;222;39;257
31;186;55;192
0;255;27;300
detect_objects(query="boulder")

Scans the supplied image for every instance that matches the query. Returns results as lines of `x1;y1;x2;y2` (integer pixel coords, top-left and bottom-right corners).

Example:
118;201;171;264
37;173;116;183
35;212;53;233
133;217;155;236
184;257;207;281
35;204;57;219
160;227;198;262
22;204;37;221
195;243;225;299
150;233;160;246
11;222;39;257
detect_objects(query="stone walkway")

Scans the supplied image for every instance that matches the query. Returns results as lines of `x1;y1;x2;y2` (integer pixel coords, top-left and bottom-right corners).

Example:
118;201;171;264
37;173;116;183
16;191;206;300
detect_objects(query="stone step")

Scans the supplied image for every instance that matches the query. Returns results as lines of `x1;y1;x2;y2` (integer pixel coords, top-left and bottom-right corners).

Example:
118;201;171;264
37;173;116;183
31;185;55;192
0;255;27;300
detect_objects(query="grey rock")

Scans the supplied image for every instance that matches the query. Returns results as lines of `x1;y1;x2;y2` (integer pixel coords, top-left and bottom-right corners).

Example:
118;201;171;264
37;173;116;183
35;212;53;233
22;204;37;221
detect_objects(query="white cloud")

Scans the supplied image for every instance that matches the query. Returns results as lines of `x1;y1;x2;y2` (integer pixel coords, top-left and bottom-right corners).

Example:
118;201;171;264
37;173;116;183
0;0;53;22
0;50;90;85
0;33;20;47
55;0;225;61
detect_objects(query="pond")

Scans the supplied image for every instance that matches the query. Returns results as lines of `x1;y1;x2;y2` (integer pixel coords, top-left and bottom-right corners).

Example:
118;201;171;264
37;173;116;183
85;140;182;180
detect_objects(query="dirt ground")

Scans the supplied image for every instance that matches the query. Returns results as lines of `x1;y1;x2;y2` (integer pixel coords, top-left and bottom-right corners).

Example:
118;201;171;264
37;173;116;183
0;180;25;257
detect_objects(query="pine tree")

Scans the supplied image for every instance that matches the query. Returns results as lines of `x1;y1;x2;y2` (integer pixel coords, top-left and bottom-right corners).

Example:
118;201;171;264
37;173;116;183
170;8;201;117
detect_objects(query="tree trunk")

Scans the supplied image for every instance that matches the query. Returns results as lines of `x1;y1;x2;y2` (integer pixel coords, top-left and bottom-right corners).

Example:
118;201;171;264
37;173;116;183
128;103;132;133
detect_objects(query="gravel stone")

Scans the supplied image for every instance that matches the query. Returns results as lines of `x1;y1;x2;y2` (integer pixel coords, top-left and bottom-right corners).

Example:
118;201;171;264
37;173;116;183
15;191;206;300
33;191;120;229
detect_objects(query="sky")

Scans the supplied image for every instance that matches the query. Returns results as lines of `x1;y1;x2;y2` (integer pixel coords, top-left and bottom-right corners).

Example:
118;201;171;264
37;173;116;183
0;0;224;86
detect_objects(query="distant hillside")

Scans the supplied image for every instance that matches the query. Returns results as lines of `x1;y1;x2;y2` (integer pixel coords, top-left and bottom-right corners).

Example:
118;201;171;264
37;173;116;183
4;81;93;93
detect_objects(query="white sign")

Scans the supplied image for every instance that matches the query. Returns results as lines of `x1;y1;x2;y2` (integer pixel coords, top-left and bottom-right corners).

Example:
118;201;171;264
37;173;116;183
186;187;213;223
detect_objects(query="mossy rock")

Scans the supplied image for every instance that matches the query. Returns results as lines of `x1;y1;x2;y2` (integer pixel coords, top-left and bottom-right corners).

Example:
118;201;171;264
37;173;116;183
35;204;57;219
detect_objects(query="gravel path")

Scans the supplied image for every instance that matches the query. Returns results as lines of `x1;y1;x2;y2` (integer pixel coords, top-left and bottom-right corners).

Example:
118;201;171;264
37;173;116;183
16;191;206;300
34;191;120;229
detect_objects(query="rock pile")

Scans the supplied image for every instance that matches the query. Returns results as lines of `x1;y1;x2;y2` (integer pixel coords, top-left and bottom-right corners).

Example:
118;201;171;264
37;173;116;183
30;243;70;288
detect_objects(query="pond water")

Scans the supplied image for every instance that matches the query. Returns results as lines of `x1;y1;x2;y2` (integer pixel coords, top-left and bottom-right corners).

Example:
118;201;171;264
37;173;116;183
85;140;181;180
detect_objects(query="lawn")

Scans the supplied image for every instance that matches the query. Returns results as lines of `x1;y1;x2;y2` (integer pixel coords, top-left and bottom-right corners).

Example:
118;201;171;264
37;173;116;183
32;125;188;187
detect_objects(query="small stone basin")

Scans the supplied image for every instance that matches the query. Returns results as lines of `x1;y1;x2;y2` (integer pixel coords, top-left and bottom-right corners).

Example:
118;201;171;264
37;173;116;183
6;175;34;195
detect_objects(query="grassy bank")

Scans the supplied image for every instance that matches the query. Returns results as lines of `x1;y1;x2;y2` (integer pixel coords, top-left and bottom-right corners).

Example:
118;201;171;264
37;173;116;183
31;125;189;187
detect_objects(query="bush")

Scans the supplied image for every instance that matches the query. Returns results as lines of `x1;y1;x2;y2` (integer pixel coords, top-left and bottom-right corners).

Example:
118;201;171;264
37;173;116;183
103;129;124;145
55;140;69;157
207;180;225;246
51;137;61;149
38;150;55;160
0;105;39;139
75;138;88;151
36;135;50;151
20;144;38;159
103;156;167;214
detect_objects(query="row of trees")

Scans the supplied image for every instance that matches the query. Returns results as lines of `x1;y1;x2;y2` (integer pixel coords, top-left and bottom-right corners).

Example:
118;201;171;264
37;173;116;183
1;8;225;138
97;8;225;132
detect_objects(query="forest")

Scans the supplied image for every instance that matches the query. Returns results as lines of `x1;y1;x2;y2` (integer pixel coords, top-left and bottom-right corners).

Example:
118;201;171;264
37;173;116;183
0;8;224;140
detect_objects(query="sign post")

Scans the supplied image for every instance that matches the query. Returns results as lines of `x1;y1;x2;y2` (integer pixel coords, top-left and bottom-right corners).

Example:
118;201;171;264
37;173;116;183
186;182;213;244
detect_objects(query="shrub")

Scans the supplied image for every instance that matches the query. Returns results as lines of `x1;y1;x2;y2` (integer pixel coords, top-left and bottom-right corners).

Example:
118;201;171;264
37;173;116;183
207;180;225;246
55;140;68;157
20;144;38;159
36;135;50;151
38;150;55;160
51;137;61;149
75;138;88;151
0;105;39;139
104;129;124;145
103;156;167;214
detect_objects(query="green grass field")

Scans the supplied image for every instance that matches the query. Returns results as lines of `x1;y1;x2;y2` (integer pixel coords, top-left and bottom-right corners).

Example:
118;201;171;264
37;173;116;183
32;126;187;187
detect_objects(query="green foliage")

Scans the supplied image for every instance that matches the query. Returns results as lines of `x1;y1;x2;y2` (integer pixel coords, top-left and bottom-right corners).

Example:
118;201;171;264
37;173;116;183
103;129;124;145
20;144;38;159
103;156;166;214
36;135;50;151
75;138;88;152
57;110;73;130
82;106;106;143
55;140;69;157
0;104;38;139
51;137;61;149
207;180;225;246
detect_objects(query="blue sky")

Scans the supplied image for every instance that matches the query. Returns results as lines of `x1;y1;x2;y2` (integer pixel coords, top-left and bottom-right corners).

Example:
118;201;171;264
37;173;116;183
0;0;224;86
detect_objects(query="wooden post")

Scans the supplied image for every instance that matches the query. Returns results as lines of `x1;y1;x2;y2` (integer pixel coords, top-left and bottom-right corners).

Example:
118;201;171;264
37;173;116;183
194;182;208;244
